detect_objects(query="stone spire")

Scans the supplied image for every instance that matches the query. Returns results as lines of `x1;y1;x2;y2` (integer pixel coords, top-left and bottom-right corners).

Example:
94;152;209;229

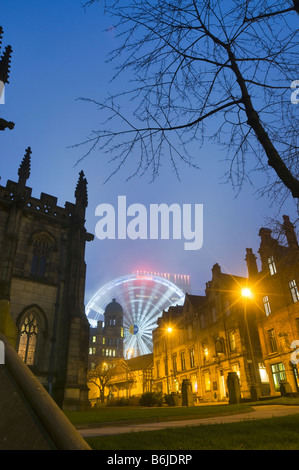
18;147;32;183
0;27;12;84
0;27;14;132
75;171;88;209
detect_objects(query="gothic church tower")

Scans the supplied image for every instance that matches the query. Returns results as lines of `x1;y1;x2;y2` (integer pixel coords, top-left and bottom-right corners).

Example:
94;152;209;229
0;149;94;410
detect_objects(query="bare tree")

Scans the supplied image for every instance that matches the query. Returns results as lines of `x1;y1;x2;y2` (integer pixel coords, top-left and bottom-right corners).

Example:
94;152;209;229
88;358;128;403
78;0;299;206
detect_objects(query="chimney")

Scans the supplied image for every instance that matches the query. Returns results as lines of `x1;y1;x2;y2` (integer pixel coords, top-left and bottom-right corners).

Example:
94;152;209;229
212;263;221;278
245;248;258;278
282;215;298;249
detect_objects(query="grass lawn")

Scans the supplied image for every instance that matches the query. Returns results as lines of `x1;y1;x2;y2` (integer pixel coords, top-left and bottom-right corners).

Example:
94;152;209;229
64;397;299;450
65;396;299;428
65;403;253;427
85;414;299;450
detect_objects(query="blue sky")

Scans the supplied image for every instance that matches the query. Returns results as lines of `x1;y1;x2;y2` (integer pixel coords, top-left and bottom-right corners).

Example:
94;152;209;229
1;0;297;303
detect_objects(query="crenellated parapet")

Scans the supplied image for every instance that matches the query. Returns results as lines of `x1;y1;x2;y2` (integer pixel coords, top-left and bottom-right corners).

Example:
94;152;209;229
0;148;89;226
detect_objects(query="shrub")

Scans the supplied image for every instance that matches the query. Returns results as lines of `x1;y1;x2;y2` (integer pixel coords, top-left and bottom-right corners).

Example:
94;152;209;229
139;391;163;407
106;397;129;407
164;392;182;406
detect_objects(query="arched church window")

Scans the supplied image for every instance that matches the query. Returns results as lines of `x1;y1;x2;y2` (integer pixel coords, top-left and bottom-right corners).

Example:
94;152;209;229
18;312;39;365
30;233;54;277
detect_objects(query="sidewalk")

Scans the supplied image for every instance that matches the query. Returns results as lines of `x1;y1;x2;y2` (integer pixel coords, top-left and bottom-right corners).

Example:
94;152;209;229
78;405;299;438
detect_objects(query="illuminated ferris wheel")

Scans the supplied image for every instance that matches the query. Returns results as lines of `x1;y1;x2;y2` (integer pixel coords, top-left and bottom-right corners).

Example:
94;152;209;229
85;273;185;357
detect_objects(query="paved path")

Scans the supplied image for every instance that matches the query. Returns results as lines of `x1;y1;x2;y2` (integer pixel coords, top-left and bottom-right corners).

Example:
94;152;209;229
79;405;299;437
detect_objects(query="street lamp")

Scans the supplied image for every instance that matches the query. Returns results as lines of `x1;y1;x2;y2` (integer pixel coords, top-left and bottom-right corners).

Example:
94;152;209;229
165;326;173;395
241;287;259;399
126;349;134;398
126;348;134;359
241;288;253;299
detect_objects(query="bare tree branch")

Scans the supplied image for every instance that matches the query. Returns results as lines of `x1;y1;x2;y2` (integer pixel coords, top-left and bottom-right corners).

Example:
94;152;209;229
76;0;299;205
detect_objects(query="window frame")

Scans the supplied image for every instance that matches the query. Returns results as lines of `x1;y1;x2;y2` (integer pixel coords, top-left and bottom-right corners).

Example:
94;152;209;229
263;295;272;316
267;256;277;276
289;279;299;303
18;312;39;366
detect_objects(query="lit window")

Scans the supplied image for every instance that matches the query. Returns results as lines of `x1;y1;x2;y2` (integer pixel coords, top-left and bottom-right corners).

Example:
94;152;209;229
263;296;271;316
231;364;241;382
259;363;269;384
228;331;236;352
204;370;211;391
18;313;39;365
202;343;209;362
271;363;286;391
268;256;277;276
92;336;96;343
289;279;299;303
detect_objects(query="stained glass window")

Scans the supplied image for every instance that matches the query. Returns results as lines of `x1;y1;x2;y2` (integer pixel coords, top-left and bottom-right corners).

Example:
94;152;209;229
18;313;39;365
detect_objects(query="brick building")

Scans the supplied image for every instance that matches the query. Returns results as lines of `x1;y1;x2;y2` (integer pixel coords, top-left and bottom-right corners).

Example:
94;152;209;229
246;216;299;396
152;216;299;402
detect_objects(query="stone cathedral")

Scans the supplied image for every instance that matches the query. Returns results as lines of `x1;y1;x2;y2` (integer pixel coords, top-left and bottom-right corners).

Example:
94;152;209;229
0;148;94;410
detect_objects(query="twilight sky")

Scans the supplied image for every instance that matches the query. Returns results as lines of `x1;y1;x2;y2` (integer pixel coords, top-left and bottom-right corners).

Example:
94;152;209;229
1;0;298;304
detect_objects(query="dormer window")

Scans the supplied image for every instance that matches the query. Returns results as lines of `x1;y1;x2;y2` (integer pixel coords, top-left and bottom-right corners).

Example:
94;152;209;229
268;256;277;276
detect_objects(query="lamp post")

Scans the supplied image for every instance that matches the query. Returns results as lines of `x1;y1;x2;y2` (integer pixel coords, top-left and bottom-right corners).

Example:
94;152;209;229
241;288;259;400
165;327;172;395
126;349;134;398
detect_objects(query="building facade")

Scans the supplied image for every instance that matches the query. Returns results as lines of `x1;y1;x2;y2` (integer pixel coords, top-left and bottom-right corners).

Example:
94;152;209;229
246;216;299;396
108;353;153;401
88;353;153;405
152;269;264;402
88;298;124;369
0;148;93;410
152;216;299;402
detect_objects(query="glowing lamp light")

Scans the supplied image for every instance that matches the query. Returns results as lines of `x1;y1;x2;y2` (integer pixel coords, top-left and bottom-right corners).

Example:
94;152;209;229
241;288;253;298
167;327;173;333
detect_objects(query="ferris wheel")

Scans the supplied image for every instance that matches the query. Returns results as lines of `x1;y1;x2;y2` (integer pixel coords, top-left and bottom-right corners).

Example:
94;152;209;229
85;273;185;356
